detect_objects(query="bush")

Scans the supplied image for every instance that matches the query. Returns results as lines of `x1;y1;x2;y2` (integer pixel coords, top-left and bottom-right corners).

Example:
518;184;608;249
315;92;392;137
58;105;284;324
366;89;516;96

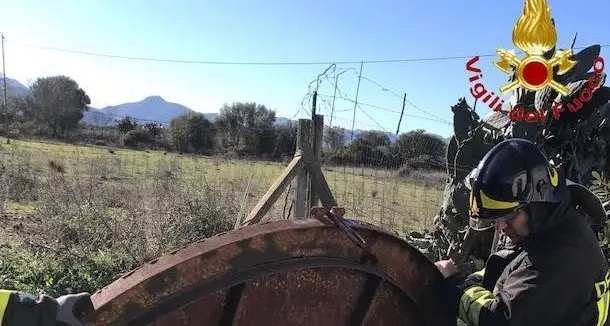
0;168;237;296
74;125;121;146
122;128;155;148
0;249;136;297
325;148;350;165
401;154;445;171
6;170;38;202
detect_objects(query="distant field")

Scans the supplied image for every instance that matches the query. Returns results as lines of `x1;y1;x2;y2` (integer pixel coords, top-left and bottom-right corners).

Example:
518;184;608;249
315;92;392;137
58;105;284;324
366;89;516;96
0;137;445;244
0;137;447;295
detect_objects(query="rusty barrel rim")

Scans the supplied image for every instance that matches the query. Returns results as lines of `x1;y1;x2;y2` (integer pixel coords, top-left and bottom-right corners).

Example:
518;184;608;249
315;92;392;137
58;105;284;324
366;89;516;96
85;218;453;326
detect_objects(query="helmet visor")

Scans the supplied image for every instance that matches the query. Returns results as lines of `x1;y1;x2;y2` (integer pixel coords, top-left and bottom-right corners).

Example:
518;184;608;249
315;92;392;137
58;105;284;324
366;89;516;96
469;209;521;231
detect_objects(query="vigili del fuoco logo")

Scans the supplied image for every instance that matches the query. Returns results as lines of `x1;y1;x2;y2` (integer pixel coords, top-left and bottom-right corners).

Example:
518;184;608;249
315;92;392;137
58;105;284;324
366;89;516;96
465;0;605;123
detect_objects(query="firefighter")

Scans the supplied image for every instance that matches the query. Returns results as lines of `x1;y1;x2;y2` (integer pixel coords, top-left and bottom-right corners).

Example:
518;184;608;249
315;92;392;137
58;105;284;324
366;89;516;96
0;290;91;325
435;138;610;326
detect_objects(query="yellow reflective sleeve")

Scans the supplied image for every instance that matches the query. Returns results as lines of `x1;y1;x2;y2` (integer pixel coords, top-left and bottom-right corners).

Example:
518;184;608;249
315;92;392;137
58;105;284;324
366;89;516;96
0;290;12;323
458;285;496;326
595;271;610;326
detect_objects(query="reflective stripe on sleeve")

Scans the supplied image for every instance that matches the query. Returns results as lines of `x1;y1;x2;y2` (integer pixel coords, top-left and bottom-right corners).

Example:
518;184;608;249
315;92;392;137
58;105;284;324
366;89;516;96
458;285;496;326
595;271;610;326
596;291;609;326
0;290;12;323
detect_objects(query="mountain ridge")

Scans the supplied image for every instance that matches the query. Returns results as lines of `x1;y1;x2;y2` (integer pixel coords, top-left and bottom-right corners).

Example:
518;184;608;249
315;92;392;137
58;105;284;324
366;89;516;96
0;74;30;98
3;75;447;144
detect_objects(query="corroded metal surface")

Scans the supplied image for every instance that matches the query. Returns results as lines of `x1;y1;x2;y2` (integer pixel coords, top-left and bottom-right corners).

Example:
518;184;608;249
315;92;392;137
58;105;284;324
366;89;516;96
84;219;454;326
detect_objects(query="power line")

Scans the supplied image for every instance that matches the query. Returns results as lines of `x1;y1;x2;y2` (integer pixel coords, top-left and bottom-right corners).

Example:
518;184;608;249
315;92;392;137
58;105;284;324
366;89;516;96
8;37;610;66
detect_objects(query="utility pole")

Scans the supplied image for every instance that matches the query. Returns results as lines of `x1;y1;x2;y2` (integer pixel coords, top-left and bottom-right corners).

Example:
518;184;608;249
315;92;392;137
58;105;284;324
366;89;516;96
351;61;363;141
1;34;9;144
396;93;406;135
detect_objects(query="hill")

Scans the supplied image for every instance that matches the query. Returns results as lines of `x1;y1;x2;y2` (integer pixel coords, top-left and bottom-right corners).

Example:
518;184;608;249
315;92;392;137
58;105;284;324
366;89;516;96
82;96;200;127
0;74;30;98
83;103;292;129
2;75;443;144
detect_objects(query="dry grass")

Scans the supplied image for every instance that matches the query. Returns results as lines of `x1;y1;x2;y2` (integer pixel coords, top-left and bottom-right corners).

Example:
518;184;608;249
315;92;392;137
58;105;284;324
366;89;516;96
0;137;446;295
0;137;445;234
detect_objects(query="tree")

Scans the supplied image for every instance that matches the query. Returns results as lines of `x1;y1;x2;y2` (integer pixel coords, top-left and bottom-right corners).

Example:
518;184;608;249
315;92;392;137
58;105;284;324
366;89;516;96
26;76;91;137
272;122;298;159
216;102;276;153
169;112;216;154
143;122;162;138
344;131;392;167
356;131;390;147
117;116;137;134
393;129;446;158
325;126;345;149
0;96;27;125
170;118;189;152
392;129;447;169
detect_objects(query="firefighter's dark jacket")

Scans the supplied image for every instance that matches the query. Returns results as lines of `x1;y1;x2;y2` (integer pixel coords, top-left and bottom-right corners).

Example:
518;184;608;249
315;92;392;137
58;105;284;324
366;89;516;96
443;201;610;326
0;290;58;325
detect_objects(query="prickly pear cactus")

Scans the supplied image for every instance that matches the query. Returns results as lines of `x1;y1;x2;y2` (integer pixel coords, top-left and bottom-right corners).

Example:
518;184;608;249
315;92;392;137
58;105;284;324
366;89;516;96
406;44;610;271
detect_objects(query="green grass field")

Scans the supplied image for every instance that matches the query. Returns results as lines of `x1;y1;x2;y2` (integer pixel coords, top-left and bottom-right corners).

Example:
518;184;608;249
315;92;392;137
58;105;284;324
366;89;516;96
0;137;446;295
0;137;445;233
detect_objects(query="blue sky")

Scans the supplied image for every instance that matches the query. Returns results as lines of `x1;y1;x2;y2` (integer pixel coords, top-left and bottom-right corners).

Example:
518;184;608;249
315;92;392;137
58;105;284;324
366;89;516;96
0;0;608;138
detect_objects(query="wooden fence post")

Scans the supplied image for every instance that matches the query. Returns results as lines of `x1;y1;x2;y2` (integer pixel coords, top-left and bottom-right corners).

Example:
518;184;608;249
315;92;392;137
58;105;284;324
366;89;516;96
294;119;311;219
310;114;323;209
238;114;336;227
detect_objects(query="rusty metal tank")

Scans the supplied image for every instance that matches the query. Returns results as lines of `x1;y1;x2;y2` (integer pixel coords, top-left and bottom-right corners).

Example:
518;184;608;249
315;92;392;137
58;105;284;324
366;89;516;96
83;219;455;326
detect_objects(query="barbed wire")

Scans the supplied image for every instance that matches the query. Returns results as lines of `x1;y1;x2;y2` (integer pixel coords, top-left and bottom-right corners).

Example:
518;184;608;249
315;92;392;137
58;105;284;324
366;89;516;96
0;34;509;243
3;34;468;181
295;63;455;151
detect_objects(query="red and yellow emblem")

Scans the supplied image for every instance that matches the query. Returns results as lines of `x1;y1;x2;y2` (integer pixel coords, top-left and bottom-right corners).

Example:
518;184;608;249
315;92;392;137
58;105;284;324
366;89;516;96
494;0;576;96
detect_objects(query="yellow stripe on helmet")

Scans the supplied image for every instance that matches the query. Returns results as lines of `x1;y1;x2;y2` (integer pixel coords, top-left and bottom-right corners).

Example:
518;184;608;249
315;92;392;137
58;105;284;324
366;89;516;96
479;189;520;210
548;166;559;187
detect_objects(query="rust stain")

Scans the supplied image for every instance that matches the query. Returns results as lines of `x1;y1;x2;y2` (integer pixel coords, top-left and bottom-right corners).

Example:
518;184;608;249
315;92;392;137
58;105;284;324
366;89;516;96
84;219;452;326
232;268;366;325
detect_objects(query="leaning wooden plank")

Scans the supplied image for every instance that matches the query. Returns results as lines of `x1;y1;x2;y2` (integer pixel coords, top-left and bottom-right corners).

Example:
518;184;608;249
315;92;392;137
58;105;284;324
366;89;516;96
309;161;337;209
240;156;304;226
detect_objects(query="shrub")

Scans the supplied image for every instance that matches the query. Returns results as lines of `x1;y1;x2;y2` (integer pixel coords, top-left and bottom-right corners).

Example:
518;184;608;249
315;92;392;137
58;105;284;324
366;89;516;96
122;128;155;148
0;165;237;296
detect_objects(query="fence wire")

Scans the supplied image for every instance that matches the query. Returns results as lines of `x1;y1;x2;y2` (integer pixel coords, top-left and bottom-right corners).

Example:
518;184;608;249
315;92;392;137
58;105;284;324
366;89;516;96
0;132;458;240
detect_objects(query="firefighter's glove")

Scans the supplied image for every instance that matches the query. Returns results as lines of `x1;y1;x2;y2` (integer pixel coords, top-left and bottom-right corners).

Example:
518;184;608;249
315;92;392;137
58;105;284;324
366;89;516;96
434;259;460;278
56;292;92;326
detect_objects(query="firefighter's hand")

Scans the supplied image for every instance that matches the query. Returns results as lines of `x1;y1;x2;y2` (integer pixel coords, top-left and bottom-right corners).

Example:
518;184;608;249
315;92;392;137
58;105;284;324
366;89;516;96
56;292;92;326
434;259;460;278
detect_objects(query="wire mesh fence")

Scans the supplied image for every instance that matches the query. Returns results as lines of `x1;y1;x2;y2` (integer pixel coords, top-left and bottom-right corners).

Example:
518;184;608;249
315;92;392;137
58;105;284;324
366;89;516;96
0;56;461;295
0;130;448;242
